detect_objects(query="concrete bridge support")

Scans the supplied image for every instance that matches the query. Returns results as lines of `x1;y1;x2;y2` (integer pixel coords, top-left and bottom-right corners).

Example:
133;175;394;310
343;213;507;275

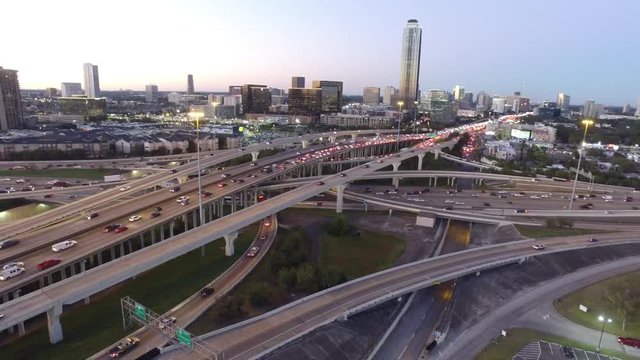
417;153;425;170
301;140;309;148
392;162;401;187
224;232;238;256
251;151;259;162
329;135;337;144
433;149;440;160
336;184;346;214
47;303;64;344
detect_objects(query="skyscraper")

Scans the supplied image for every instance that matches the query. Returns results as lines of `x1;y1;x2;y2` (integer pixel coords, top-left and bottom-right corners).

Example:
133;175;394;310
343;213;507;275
557;93;571;110
399;19;422;108
583;99;597;118
145;85;158;103
61;82;83;97
241;84;271;114
635;99;640;117
363;87;380;105
289;88;322;115
83;63;100;98
383;86;398;105
0;66;25;130
452;85;465;101
312;80;343;113
476;91;491;110
291;76;305;88
187;74;194;94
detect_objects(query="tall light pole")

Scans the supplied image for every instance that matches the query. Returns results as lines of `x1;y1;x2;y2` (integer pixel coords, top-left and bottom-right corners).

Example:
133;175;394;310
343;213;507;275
188;111;205;229
397;101;404;150
414;100;419;134
597;315;612;352
568;119;594;210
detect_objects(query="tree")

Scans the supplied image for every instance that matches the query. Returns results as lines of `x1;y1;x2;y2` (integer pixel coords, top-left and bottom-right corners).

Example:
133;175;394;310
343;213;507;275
216;295;246;320
604;278;640;331
320;265;347;289
278;267;297;290
248;282;273;306
295;263;319;292
328;215;350;236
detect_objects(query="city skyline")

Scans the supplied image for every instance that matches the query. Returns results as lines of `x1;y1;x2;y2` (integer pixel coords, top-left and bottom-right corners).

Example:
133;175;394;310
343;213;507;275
2;0;639;105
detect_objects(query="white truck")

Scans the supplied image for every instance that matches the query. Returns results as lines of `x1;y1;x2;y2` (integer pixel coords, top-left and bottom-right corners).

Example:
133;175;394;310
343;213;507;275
104;175;124;182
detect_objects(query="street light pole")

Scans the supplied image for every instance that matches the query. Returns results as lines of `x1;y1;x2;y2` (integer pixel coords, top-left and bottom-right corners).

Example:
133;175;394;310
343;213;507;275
568;119;594;210
414;101;419;134
397;101;404;150
597;315;612;353
189;111;206;230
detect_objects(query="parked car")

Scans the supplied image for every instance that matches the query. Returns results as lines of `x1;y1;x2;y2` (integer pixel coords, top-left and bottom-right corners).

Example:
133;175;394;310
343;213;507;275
618;336;640;348
108;337;141;358
37;259;62;271
52;240;77;252
200;287;214;298
0;240;19;249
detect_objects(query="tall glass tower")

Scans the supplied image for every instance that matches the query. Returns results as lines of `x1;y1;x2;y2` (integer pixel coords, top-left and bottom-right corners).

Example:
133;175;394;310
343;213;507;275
399;19;422;108
83;63;100;98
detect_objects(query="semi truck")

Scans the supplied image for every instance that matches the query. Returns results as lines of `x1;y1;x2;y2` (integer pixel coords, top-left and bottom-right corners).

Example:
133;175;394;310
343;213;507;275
104;175;124;182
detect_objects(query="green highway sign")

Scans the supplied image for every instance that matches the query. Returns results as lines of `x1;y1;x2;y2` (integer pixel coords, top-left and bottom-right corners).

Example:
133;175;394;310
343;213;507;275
176;328;193;347
134;303;146;321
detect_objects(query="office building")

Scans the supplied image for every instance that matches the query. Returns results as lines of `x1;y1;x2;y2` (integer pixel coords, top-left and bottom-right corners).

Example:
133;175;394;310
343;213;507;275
145;85;158;103
291;76;305;88
61;82;83;97
557;93;570;110
583;99;597;118
45;88;59;98
0;67;25;130
59;97;106;116
399;19;422;107
187;74;194;94
228;86;242;95
312;80;343;113
289;88;322;115
476;91;491;110
83;63;100;98
208;94;224;104
453;85;465;101
383;86;398;105
241;84;271;114
491;97;506;113
421;89;453;123
635;99;640;117
363;87;381;105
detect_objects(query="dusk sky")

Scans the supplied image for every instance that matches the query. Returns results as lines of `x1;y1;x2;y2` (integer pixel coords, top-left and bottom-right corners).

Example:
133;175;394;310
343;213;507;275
3;0;639;105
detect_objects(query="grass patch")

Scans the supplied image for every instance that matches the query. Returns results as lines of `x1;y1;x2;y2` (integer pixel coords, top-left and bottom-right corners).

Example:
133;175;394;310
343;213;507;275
320;229;406;279
555;270;640;339
515;225;607;238
0;168;122;180
475;327;633;360
1;225;257;360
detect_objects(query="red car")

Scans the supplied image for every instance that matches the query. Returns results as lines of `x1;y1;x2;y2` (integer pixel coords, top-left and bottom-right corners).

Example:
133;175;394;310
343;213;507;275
37;259;62;271
114;226;128;233
618;337;640;348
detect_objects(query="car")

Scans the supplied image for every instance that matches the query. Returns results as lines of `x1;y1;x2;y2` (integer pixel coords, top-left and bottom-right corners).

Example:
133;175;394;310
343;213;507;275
2;261;24;270
201;191;212;197
200;286;215;298
263;219;271;227
159;316;177;330
376;159;384;163
169;186;180;193
149;212;161;218
108;337;141;358
444;199;455;204
588;237;598;242
114;226;128;233
339;173;347;177
246;246;260;257
169;169;178;174
250;162;258;167
128;215;142;222
52;240;77;252
119;186;132;192
37;259;62;271
154;206;163;212
514;209;527;213
0;266;25;280
444;206;453;210
44;194;54;198
218;183;227;188
103;224;120;232
532;243;546;250
221;173;231;178
0;240;19;249
617;336;640;348
454;202;464;205
66;195;76;200
260;234;267;240
86;212;99;220
562;345;574;358
605;210;614;214
316;181;325;186
176;196;189;203
483;202;491;207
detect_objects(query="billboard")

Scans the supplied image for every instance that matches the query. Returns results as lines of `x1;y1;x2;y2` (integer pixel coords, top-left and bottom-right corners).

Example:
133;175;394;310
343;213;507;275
511;129;531;140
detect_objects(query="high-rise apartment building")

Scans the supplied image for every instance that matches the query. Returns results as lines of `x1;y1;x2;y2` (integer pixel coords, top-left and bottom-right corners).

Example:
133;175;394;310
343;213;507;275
289;88;322;115
312;80;343;113
241;84;271;114
583;99;597;118
145;85;158;103
452;85;465;101
61;82;83;97
187;74;195;94
422;89;453;123
291;76;305;88
491;97;506;113
83;63;100;98
229;86;242;95
0;66;25;130
399;19;422;107
363;87;380;105
557;93;570;110
383;86;398;105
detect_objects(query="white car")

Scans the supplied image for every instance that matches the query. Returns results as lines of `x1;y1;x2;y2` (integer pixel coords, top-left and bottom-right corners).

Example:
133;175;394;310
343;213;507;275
2;261;24;270
444;199;455;204
52;240;78;252
159;316;177;329
176;196;189;203
119;185;132;191
532;243;546;250
530;195;540;199
128;215;142;222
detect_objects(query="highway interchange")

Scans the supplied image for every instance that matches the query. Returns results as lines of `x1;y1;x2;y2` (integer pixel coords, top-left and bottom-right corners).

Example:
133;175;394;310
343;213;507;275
2;121;640;359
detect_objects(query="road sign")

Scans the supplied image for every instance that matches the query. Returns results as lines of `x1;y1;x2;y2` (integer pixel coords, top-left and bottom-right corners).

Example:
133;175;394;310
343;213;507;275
569;167;594;180
176;328;193;347
134;303;146;321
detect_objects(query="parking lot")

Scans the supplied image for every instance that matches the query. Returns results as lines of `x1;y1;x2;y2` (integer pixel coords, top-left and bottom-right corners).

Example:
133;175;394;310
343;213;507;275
513;340;622;360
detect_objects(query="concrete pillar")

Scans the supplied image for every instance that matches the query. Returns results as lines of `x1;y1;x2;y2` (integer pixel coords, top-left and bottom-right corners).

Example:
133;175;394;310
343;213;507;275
301;140;309;148
251;151;259;162
329;135;337;143
47;303;64;344
192;210;198;227
433;149;440;160
120;242;125;256
434;177;438;188
97;251;103;265
417;153;425;170
224;232;238;256
147;232;152;246
336;184;346;214
182;214;188;230
110;247;116;261
80;261;90;304
17;321;25;336
351;134;357;140
317;163;322;176
392;177;400;188
169;222;174;237
392;162;400;172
